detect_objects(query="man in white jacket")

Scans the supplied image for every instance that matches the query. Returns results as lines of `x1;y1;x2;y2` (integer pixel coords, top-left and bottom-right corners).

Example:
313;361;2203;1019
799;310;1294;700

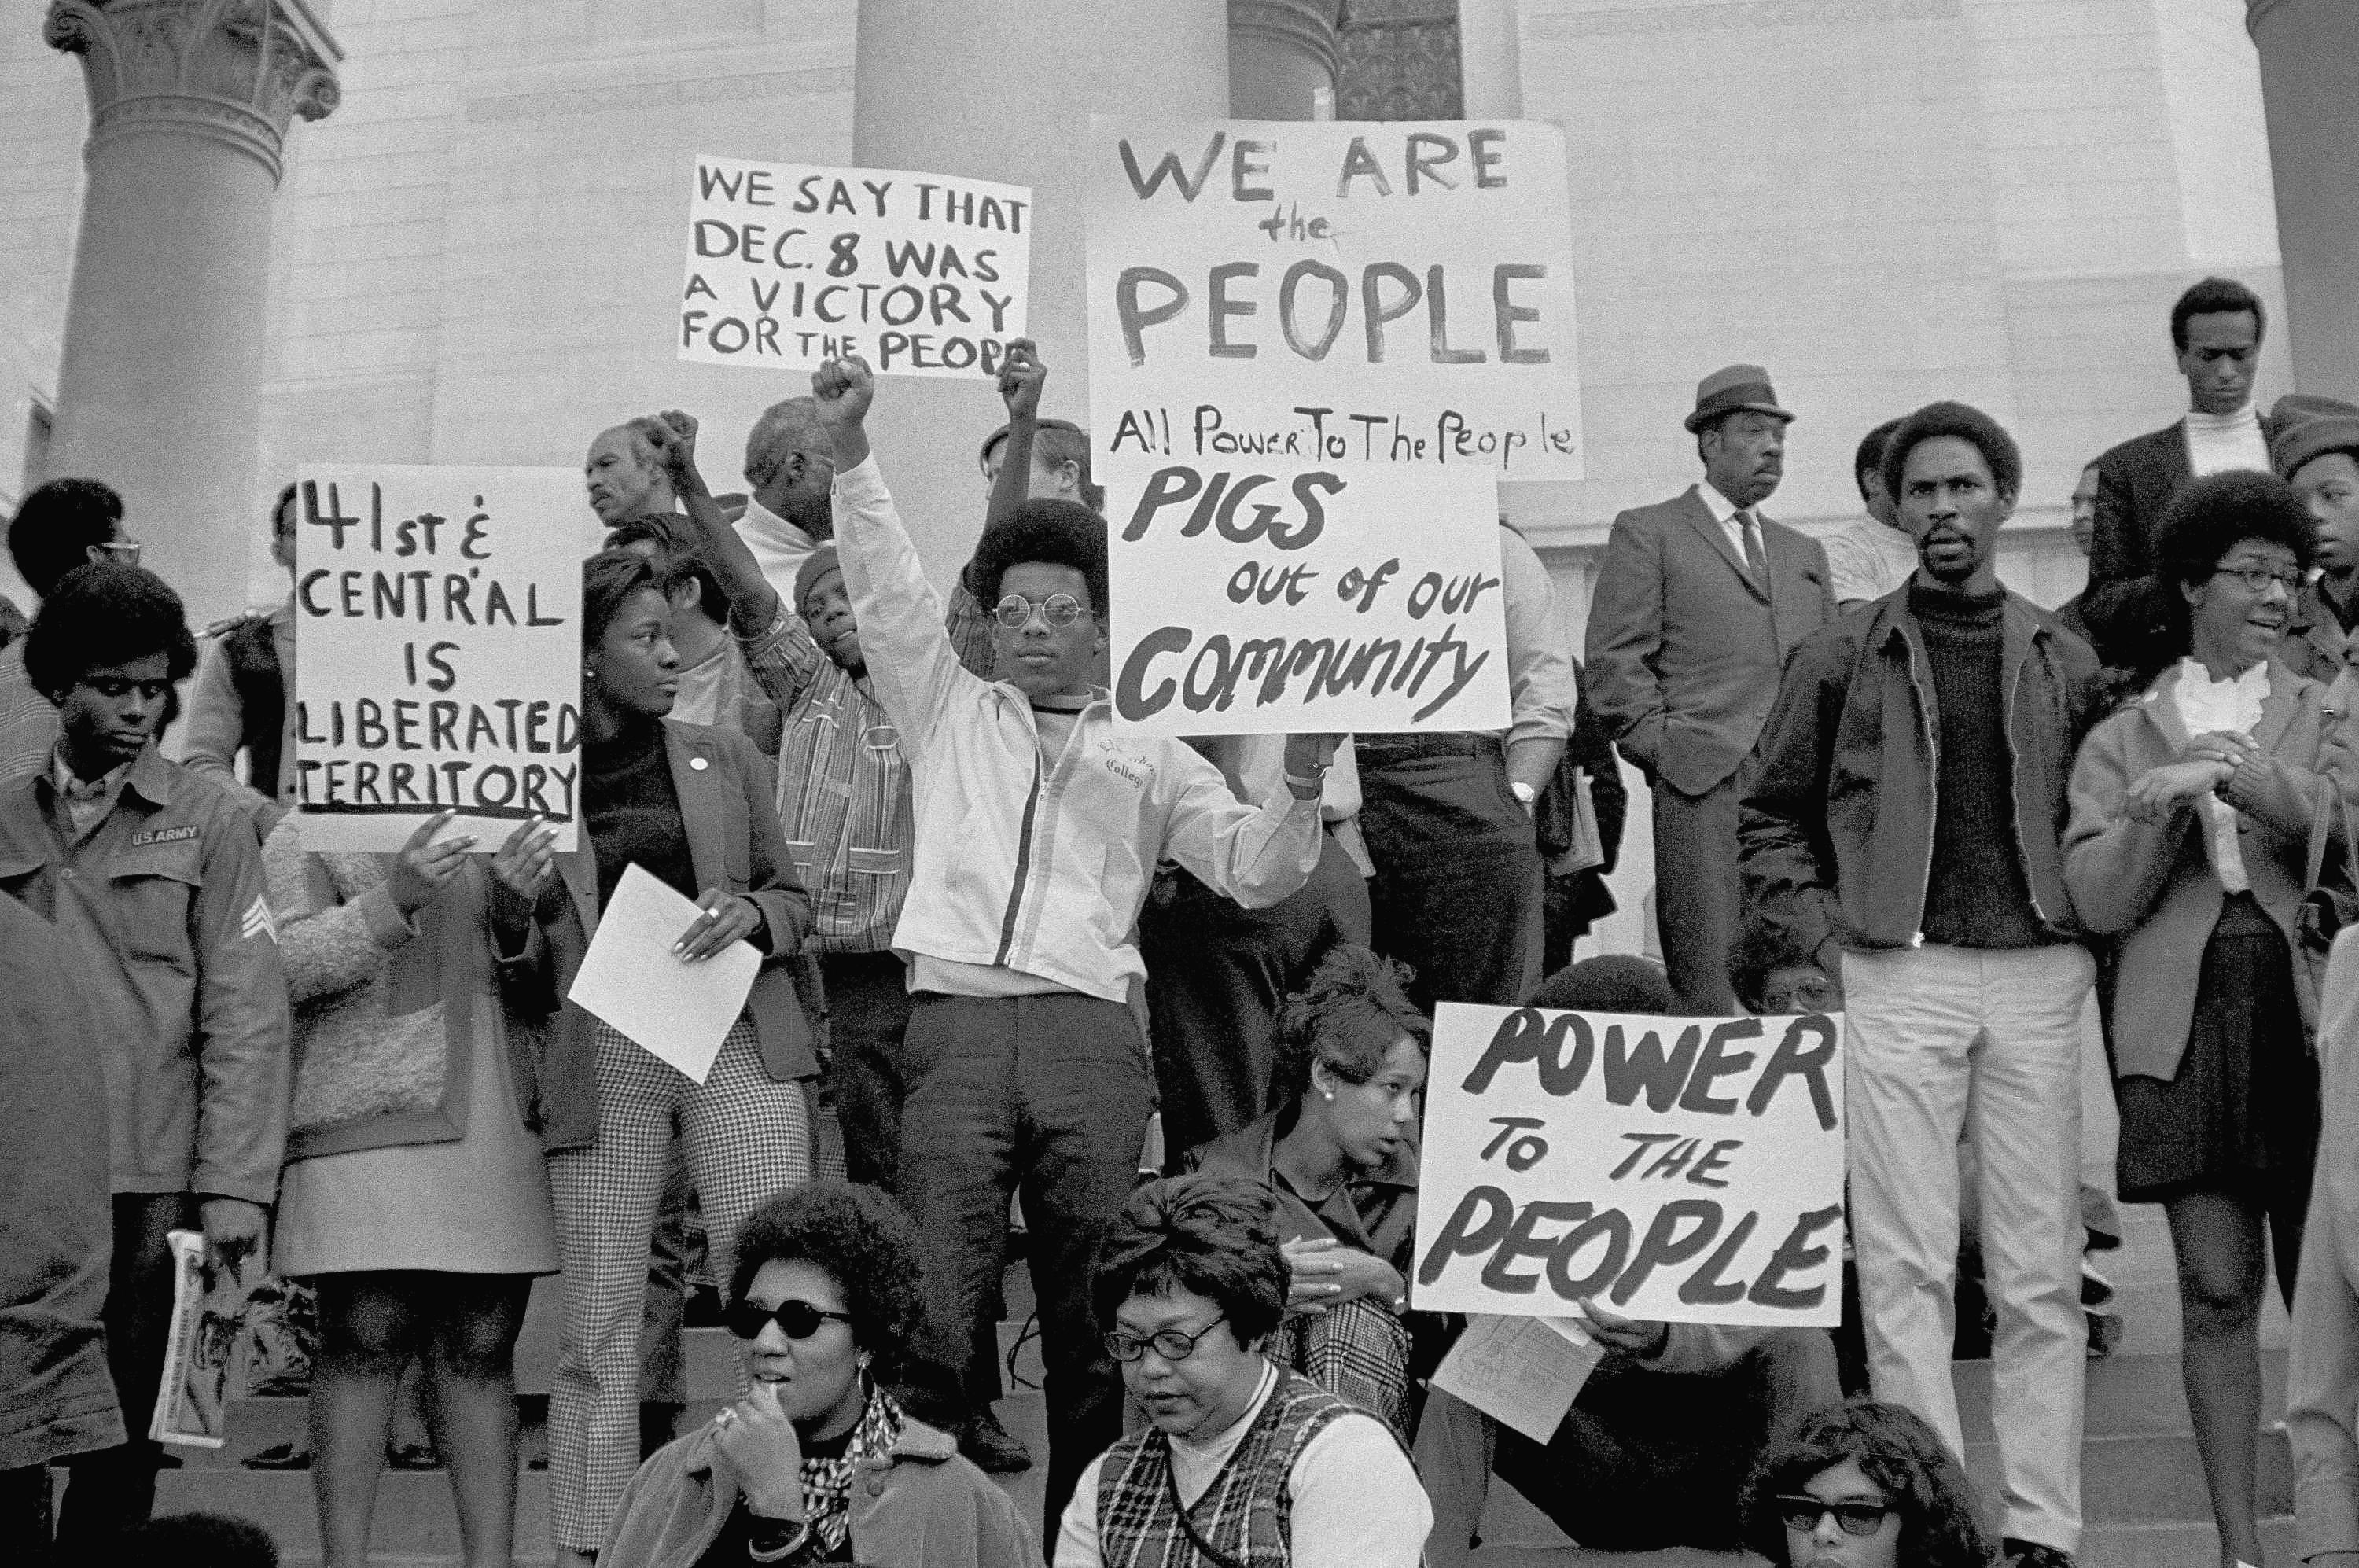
812;355;1336;1538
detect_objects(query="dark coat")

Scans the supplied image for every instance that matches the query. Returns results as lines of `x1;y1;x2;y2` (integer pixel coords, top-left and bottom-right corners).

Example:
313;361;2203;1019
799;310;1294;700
1739;590;2103;960
495;719;815;1153
2081;416;2280;672
1584;486;1836;797
0;891;125;1470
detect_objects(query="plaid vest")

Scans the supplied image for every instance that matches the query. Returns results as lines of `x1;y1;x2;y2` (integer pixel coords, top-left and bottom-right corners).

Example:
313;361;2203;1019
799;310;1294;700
1095;1370;1355;1568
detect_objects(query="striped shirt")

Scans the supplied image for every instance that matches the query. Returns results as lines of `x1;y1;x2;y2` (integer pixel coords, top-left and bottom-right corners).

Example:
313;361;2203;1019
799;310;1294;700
735;598;912;954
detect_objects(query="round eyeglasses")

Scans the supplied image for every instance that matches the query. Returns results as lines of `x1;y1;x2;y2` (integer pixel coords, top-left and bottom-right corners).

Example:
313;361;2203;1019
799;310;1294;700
993;592;1087;629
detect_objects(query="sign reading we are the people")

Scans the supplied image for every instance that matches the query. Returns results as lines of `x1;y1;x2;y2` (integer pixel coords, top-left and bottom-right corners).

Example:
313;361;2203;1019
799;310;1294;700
679;156;1032;377
293;466;583;852
1414;1003;1847;1327
1103;458;1511;736
1084;118;1584;477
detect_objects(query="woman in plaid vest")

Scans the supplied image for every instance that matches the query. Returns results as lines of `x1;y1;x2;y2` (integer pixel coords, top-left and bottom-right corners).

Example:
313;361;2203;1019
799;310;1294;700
1053;1175;1427;1568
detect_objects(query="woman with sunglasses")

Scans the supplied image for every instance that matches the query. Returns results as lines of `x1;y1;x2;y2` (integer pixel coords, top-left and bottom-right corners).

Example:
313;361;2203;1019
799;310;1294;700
1741;1399;1996;1568
489;549;819;1566
2066;471;2342;1568
1055;1173;1426;1568
601;1181;1032;1567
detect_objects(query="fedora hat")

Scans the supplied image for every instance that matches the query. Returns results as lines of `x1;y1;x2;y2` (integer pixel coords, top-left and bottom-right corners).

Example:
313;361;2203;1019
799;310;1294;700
1684;364;1795;433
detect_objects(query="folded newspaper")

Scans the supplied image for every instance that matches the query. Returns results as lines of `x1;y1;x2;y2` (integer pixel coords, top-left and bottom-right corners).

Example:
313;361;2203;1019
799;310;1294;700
149;1230;261;1448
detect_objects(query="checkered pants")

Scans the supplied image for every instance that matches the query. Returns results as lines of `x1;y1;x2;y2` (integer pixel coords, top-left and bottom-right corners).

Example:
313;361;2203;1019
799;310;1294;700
546;1019;811;1552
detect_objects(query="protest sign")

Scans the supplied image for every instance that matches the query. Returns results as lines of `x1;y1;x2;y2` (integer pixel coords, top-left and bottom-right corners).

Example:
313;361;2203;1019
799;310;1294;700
293;466;583;852
1105;456;1509;735
1413;1002;1846;1327
1087;118;1582;478
679;156;1032;377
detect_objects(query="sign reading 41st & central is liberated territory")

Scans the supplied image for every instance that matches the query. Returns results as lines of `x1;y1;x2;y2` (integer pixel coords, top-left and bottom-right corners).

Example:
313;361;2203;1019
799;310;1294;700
294;466;583;852
1087;118;1583;477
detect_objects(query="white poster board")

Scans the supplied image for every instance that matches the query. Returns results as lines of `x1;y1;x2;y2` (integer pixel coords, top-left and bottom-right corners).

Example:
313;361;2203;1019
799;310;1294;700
293;466;583;852
1086;118;1583;478
1104;457;1509;735
1413;1003;1846;1327
679;156;1032;377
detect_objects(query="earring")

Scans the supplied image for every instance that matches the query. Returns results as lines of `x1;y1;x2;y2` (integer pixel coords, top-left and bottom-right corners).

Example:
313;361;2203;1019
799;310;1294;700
1321;1091;1335;1102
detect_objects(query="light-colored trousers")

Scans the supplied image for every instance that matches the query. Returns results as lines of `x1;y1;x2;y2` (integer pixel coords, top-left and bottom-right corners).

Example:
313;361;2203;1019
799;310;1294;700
1846;940;2093;1553
547;1021;811;1553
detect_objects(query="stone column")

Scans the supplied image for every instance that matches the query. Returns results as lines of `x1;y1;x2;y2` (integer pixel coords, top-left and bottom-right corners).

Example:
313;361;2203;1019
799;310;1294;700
849;0;1229;579
42;0;339;628
1229;0;1342;120
2247;0;2359;403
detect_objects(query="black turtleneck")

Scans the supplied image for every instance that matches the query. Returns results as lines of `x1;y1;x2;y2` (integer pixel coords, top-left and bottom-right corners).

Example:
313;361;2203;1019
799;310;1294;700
583;718;697;912
1911;581;2045;948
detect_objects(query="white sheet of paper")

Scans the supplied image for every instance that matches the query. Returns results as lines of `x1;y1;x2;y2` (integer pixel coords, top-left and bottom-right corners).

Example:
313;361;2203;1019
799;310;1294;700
1429;1312;1605;1445
565;863;760;1083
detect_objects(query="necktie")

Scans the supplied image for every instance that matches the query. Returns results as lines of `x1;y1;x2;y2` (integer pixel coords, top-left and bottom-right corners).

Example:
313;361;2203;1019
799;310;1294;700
1739;510;1768;585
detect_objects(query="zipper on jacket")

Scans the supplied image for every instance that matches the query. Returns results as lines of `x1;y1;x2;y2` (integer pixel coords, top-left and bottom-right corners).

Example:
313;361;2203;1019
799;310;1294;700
991;756;1043;967
2003;639;2047;926
1901;628;1936;946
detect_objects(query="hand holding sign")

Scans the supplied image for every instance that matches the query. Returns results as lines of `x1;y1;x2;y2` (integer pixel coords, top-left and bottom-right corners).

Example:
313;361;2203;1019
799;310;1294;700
385;811;476;918
488;815;561;937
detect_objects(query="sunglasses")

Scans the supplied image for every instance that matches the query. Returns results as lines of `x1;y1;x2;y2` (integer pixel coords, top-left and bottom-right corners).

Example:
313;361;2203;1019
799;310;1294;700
724;1297;855;1342
992;592;1088;629
1774;1496;1895;1537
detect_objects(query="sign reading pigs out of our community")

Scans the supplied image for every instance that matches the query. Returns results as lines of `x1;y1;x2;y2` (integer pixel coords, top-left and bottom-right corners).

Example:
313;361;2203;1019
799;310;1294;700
679;156;1032;377
1105;459;1511;737
294;467;583;853
1414;1003;1847;1327
1085;118;1583;477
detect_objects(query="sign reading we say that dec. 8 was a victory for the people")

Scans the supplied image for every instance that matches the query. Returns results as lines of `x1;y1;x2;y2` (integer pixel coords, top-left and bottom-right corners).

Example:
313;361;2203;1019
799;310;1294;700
293;467;583;853
1414;1003;1847;1327
1086;118;1582;476
679;156;1032;377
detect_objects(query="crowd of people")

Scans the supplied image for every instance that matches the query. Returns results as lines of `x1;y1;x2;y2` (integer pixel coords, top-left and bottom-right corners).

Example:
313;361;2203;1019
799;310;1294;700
6;274;2359;1568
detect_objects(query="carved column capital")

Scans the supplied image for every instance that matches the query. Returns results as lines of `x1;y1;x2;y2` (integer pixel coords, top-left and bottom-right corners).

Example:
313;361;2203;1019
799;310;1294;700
1229;0;1345;84
45;0;342;182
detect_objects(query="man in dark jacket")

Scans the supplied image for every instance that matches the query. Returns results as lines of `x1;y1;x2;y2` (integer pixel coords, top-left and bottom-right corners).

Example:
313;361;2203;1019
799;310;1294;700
2080;276;2275;672
1740;403;2103;1568
0;565;290;1548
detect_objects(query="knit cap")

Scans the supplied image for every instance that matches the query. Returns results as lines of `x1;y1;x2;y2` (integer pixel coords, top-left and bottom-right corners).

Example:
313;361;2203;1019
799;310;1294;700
2269;393;2359;481
793;544;841;616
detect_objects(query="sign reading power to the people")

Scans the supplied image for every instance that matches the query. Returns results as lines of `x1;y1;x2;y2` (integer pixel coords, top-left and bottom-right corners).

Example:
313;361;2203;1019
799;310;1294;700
1413;1003;1847;1327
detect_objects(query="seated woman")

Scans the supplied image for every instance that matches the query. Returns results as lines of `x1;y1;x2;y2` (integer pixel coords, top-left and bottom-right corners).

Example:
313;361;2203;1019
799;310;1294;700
1188;944;1428;1435
2065;470;2339;1568
1056;1174;1428;1568
1740;1400;1997;1568
602;1180;1032;1566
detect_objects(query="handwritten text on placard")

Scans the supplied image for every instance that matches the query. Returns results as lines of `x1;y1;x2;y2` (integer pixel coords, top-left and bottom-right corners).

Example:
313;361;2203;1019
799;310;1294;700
1087;119;1584;477
680;156;1032;377
294;466;583;852
1413;1003;1846;1326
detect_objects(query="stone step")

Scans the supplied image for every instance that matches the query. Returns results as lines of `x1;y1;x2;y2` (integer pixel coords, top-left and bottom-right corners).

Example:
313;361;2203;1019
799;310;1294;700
1953;1348;2287;1441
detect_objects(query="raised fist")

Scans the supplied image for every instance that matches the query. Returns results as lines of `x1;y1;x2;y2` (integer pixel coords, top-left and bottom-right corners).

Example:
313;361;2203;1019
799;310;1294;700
810;356;876;429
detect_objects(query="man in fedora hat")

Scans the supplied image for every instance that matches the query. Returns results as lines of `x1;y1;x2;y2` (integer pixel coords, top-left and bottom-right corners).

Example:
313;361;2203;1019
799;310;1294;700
1586;363;1835;1013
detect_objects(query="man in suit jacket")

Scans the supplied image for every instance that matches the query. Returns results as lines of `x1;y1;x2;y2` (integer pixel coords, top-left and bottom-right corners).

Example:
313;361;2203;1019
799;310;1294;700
2081;275;2276;672
1586;365;1835;1014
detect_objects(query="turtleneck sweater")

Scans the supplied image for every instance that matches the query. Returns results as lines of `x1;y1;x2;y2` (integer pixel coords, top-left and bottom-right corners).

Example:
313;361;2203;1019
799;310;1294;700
2184;401;2271;478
